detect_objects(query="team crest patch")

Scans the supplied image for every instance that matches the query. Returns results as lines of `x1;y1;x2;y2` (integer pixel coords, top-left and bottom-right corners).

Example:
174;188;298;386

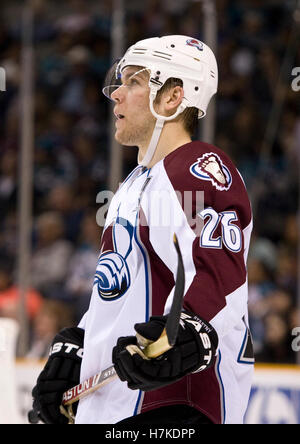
190;152;232;191
94;217;133;301
186;38;204;51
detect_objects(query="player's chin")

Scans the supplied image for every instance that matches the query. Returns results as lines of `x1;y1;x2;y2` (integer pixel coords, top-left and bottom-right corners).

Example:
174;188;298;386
115;131;135;147
114;130;124;144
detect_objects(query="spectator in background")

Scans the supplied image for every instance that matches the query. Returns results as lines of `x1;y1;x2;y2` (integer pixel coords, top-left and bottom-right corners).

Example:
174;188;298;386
0;150;17;214
260;287;296;363
27;299;75;359
31;212;73;301
55;0;93;36
65;210;101;321
39;108;74;153
247;246;277;355
275;213;298;297
59;45;92;114
267;288;294;318
46;184;83;243
255;312;295;364
0;258;43;322
33;143;77;203
275;245;297;297
71;132;107;198
0;210;18;261
290;307;300;340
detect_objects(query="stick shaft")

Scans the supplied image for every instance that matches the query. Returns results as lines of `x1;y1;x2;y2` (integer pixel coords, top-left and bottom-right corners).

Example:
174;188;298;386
165;234;185;346
62;365;117;405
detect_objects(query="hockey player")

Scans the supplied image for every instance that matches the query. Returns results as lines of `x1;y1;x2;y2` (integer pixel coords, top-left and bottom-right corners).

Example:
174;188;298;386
31;35;254;425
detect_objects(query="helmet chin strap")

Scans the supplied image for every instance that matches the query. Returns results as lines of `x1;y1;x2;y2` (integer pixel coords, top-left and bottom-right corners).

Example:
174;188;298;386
138;89;187;167
138;117;164;167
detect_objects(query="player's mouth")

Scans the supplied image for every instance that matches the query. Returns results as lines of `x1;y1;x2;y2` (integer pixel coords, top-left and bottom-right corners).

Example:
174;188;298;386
114;111;125;120
115;112;125;130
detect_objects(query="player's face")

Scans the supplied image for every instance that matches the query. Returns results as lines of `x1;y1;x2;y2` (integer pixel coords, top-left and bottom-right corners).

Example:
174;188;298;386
111;66;156;148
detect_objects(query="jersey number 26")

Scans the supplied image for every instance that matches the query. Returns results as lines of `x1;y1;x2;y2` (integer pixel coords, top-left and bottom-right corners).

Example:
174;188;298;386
199;208;242;253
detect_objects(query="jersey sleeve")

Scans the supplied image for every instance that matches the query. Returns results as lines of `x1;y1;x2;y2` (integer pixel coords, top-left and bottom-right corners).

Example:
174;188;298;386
145;142;253;339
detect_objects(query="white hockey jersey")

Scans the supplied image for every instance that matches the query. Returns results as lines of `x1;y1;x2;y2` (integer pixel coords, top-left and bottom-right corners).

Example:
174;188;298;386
75;141;254;424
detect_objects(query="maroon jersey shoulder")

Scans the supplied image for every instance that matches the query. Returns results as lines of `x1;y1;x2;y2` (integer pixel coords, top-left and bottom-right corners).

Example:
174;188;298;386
163;141;252;229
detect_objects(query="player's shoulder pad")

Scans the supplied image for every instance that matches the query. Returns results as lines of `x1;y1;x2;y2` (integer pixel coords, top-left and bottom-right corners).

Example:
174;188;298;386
163;141;239;194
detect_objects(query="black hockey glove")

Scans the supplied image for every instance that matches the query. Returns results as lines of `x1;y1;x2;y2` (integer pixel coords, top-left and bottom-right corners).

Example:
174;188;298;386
31;327;84;424
112;311;218;392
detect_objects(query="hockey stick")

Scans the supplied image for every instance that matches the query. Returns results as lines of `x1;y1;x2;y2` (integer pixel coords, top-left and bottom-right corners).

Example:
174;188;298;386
36;234;184;424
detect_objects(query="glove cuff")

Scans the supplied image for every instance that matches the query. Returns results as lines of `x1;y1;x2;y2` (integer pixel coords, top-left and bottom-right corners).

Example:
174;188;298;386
49;327;85;360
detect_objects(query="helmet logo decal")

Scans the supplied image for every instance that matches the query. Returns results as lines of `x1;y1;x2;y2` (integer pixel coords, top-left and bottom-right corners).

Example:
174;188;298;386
190;152;232;191
186;39;204;51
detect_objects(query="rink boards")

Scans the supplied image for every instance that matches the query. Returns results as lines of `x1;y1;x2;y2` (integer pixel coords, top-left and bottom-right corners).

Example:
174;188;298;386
11;361;300;424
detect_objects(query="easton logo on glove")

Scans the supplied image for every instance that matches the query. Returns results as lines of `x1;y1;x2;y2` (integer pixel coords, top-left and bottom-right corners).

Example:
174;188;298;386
179;312;217;372
50;342;84;358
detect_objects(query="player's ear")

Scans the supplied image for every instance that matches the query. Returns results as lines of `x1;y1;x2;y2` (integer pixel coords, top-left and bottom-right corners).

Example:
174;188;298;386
163;86;184;117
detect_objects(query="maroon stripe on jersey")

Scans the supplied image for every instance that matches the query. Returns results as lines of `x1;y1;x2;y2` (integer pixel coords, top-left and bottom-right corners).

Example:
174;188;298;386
141;362;223;424
138;208;174;316
100;223;114;254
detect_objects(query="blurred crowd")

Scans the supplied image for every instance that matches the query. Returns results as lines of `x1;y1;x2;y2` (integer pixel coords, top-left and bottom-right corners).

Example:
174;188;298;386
0;0;299;362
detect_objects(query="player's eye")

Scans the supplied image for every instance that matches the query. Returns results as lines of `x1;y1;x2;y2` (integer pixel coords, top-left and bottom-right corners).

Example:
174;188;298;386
124;75;140;86
129;78;139;86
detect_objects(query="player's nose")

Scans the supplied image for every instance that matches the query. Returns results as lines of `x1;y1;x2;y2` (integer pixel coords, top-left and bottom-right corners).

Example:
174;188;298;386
111;85;125;103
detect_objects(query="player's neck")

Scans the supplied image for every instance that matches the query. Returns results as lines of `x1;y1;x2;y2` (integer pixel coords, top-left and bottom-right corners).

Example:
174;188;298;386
140;121;191;169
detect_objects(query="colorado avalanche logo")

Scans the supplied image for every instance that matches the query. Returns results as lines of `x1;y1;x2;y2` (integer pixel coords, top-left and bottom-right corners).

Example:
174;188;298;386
186;38;204;52
190;152;232;191
94;218;133;301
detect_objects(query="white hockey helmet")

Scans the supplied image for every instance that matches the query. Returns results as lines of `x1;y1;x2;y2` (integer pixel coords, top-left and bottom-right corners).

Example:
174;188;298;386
103;35;218;166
